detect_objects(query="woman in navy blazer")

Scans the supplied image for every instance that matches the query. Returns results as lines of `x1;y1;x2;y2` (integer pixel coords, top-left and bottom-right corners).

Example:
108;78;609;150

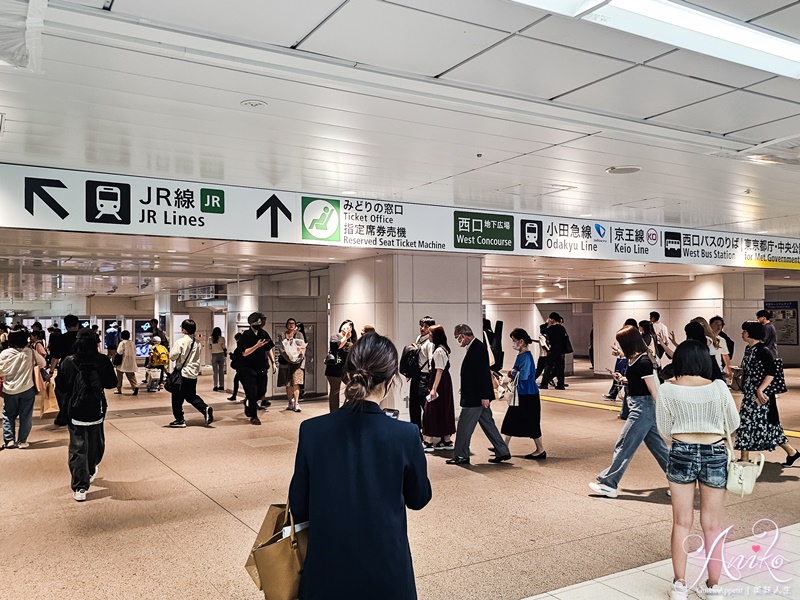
290;333;432;600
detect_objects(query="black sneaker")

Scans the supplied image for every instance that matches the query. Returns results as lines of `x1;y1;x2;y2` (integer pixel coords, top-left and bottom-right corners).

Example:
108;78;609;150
205;406;214;426
785;451;800;467
259;400;272;408
227;396;237;402
169;420;186;428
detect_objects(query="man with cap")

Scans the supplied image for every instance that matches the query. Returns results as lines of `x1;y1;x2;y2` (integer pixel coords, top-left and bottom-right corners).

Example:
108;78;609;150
236;312;276;425
540;313;568;390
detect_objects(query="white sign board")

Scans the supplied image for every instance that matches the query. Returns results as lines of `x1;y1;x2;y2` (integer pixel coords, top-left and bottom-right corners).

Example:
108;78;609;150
0;163;798;270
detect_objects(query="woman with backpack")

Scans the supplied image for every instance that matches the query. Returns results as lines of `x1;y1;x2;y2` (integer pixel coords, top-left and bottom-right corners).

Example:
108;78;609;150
55;328;117;501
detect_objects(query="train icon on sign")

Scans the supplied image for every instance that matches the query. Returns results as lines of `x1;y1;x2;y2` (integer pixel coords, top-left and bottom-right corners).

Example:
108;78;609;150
520;220;543;250
85;181;131;225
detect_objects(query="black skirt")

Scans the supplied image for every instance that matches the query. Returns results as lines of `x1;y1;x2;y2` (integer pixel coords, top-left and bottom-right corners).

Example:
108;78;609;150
501;393;541;438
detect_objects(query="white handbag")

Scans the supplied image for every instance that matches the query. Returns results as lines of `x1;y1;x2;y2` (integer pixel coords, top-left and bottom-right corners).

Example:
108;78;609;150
725;430;764;497
502;372;520;407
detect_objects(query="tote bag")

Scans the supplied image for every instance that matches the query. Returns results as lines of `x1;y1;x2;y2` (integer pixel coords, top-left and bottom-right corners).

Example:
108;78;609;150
502;371;520;407
725;431;764;496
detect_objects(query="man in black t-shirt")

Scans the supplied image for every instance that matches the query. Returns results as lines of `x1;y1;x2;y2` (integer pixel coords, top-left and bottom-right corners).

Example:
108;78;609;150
236;312;276;425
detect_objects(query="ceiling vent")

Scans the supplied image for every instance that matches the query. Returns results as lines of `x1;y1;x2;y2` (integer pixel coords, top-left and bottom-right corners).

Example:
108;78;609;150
712;135;800;167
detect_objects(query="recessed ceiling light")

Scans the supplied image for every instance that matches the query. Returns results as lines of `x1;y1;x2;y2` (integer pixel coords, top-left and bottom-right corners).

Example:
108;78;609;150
342;190;358;196
240;99;268;108
328;257;336;260
623;278;635;284
167;250;177;253
579;213;592;218
567;267;573;270
784;276;791;279
756;230;768;234
606;165;642;175
536;287;546;293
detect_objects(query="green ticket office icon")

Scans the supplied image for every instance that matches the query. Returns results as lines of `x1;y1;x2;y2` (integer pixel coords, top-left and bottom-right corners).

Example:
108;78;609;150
453;211;514;251
302;197;341;242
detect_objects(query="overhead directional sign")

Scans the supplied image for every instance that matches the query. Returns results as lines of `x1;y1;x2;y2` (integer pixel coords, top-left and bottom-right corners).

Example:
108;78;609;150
3;162;800;270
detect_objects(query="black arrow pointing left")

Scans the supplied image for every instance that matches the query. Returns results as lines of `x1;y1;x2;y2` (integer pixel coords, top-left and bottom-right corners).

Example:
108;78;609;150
25;177;69;219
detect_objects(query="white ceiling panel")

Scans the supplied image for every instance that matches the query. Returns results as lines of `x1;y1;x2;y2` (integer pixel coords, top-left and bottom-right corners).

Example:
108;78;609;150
385;0;546;33
729;113;800;143
442;35;631;100
751;5;800;40
650;91;800;136
522;13;671;63
646;50;775;88
556;66;729;119
682;0;795;22
109;0;345;48
297;0;507;76
745;76;800;103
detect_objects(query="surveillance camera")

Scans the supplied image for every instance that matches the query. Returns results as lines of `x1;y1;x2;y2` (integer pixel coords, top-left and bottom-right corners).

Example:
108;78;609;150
476;153;483;158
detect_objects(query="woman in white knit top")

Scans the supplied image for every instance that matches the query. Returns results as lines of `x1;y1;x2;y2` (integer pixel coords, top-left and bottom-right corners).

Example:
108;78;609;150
657;340;740;600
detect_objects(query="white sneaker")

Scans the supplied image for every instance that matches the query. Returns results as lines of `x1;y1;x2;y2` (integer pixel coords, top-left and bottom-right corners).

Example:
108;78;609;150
669;580;689;600
73;489;87;502
588;482;618;498
90;467;98;483
697;582;724;599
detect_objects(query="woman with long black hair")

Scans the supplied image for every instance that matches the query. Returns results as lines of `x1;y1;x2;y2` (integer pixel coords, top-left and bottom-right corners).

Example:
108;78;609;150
55;328;117;501
209;326;227;392
324;319;357;412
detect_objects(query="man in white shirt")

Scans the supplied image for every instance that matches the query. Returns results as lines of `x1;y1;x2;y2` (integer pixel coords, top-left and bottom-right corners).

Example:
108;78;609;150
650;311;669;358
409;316;435;435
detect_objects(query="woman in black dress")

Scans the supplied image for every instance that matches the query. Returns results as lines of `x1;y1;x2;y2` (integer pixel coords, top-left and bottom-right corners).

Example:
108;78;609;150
421;325;456;451
735;321;799;466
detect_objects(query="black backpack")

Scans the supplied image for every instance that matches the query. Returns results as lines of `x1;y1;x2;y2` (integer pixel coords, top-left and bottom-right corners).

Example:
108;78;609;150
399;344;422;379
230;347;244;370
68;360;105;423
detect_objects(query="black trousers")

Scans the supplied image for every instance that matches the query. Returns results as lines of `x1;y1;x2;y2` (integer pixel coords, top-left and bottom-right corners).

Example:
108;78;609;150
54;385;68;426
231;372;241;397
240;367;267;417
68;422;105;491
171;377;208;421
541;353;565;388
536;355;548;383
409;372;428;432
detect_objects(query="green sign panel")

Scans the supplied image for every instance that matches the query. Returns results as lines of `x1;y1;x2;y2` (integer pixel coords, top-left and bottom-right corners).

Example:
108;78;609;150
200;188;225;214
453;211;514;251
302;197;341;242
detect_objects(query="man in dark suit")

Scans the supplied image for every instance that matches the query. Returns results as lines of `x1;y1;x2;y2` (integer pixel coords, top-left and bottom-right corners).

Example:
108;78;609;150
540;312;568;390
447;323;511;465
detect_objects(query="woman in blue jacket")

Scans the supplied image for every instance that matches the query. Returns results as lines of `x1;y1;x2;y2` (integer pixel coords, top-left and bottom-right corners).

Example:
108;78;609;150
290;333;432;600
499;328;546;459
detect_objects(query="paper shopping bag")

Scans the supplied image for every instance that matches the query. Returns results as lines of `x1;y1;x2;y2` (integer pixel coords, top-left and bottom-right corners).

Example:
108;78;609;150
246;503;308;600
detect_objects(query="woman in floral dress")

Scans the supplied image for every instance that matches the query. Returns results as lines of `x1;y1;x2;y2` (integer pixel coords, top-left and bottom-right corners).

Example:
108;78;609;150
735;321;800;467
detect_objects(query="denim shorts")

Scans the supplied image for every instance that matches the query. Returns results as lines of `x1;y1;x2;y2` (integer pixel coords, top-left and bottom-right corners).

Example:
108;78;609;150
666;440;728;488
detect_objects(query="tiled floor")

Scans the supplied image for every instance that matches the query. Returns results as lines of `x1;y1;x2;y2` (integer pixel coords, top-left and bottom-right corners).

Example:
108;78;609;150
1;367;798;599
524;523;800;599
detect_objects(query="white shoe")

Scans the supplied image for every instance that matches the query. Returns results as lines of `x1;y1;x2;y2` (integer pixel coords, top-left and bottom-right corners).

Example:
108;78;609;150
697;582;724;599
90;467;98;483
588;482;618;498
669;580;689;600
73;489;87;502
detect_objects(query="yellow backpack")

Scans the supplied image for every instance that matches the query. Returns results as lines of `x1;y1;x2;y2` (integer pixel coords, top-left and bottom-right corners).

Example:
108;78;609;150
150;344;169;367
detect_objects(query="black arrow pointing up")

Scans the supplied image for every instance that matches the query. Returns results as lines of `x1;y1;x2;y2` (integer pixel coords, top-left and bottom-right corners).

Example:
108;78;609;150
25;177;69;220
256;193;292;238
